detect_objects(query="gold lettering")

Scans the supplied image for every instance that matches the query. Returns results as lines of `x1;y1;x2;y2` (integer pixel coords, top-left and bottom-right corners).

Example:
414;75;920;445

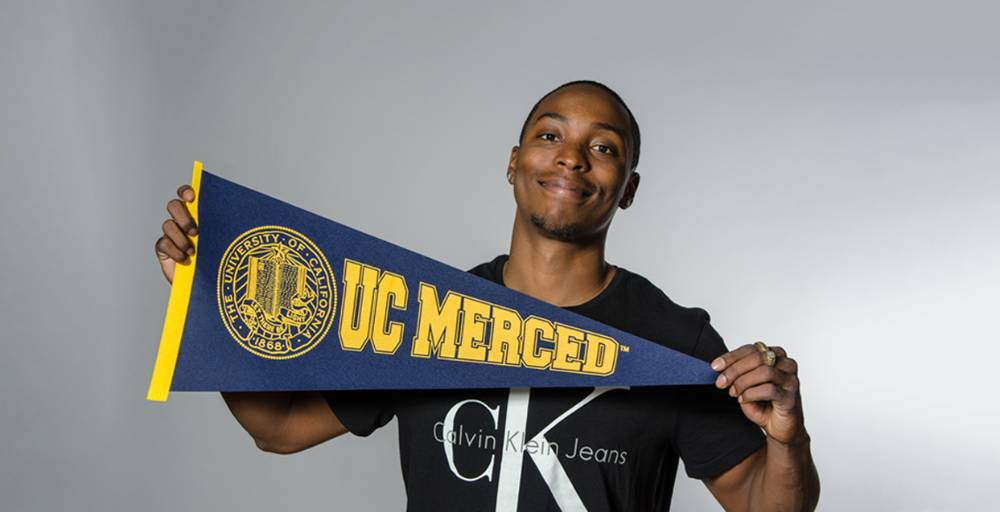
581;332;618;375
456;296;490;362
486;305;522;366
411;283;460;359
371;271;408;354
521;316;555;369
552;324;585;372
338;260;380;351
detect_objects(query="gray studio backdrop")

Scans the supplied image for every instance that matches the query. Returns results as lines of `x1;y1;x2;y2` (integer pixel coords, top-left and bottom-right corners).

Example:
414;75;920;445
2;1;997;510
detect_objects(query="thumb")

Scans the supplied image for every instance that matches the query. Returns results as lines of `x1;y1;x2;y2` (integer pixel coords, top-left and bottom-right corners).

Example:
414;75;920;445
158;254;176;284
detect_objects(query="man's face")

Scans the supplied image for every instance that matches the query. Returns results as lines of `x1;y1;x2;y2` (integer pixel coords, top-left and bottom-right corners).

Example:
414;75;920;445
508;84;639;242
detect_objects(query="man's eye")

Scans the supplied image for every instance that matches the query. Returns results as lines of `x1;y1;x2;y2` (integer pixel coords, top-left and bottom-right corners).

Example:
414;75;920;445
593;144;614;154
540;133;557;141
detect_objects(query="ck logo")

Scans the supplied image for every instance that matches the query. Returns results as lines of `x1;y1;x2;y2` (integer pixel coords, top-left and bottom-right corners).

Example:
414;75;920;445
439;387;628;511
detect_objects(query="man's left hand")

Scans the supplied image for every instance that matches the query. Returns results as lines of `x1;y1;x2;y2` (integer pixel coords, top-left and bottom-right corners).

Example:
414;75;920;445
711;343;806;445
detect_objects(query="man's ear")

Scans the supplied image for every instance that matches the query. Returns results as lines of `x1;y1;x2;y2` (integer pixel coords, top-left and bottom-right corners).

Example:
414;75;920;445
619;171;640;209
506;146;519;184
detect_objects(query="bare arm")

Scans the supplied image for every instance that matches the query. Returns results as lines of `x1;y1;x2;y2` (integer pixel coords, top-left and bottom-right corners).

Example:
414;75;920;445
155;185;349;454
221;391;349;454
705;436;820;511
702;344;821;511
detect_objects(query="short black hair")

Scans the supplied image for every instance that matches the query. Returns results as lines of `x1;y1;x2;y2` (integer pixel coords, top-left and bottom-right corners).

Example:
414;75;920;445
517;80;641;171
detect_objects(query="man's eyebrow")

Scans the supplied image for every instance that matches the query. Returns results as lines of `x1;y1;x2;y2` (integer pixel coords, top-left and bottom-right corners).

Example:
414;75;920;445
534;112;626;143
535;112;568;123
590;121;626;143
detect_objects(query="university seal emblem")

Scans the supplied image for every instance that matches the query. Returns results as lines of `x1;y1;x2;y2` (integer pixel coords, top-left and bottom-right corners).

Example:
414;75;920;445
217;226;336;359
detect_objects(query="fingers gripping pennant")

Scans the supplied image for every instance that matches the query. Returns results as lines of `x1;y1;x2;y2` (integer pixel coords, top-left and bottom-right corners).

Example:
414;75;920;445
147;162;717;401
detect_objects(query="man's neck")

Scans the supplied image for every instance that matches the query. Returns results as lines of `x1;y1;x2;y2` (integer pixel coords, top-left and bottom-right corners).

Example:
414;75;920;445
503;214;616;307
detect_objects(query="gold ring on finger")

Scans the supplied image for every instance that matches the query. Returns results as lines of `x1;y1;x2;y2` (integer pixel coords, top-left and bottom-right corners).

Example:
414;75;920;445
764;349;777;367
754;341;768;353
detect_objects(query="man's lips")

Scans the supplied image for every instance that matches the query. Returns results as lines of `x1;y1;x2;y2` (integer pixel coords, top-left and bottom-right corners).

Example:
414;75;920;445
537;177;595;200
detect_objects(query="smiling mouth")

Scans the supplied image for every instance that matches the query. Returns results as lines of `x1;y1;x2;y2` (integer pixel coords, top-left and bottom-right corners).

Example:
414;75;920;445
537;178;594;201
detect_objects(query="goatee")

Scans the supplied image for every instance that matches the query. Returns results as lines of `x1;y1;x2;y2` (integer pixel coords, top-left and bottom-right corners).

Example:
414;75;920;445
530;214;583;242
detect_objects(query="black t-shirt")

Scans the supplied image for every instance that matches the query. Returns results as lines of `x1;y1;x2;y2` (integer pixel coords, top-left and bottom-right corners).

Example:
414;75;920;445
324;255;764;511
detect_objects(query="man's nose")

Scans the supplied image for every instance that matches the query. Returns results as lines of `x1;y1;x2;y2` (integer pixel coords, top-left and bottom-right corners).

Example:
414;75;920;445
556;144;589;172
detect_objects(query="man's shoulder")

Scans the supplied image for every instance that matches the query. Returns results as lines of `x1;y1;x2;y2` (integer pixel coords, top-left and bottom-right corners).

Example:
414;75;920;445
614;267;711;322
607;267;714;355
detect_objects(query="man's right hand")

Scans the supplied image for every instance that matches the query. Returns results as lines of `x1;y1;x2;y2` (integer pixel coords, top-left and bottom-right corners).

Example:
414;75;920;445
154;185;199;284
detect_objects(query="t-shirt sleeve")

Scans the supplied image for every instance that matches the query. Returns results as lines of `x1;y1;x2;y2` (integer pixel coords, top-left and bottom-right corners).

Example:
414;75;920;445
321;390;397;437
673;316;766;479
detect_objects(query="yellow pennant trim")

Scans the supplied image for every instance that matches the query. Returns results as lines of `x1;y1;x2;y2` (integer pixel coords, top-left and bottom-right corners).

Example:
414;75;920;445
146;161;203;401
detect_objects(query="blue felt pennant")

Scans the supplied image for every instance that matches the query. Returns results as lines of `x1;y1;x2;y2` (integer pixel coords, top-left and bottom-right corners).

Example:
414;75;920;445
147;162;717;401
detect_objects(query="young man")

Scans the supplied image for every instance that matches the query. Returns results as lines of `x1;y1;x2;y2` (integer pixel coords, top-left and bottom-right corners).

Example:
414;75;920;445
155;80;819;511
